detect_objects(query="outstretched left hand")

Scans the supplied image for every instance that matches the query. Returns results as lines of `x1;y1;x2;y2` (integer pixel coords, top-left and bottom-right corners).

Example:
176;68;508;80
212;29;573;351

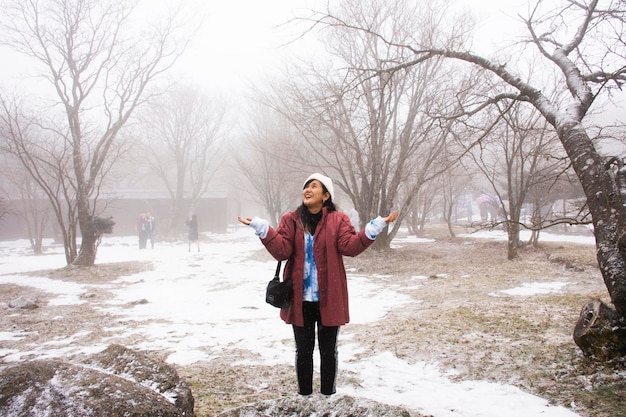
237;216;252;226
383;211;399;223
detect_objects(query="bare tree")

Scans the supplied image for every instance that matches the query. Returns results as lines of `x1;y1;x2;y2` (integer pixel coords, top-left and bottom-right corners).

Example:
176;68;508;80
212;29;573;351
0;96;80;263
0;173;12;225
15;173;51;254
0;196;8;222
314;0;626;357
137;86;227;235
269;0;472;249
440;153;473;238
465;99;572;259
0;143;55;254
0;0;188;265
1;96;120;259
233;105;300;227
406;178;442;235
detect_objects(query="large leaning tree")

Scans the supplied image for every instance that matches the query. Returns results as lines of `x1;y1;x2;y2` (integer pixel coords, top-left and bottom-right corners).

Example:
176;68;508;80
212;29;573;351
0;0;188;266
315;0;626;358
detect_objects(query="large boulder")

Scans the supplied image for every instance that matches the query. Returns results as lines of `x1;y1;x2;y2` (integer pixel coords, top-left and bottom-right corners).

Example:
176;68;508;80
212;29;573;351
216;394;414;417
0;344;193;417
8;296;39;310
85;344;194;413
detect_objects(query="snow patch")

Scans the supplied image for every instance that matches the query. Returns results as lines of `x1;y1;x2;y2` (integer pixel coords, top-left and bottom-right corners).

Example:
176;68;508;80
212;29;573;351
489;282;569;297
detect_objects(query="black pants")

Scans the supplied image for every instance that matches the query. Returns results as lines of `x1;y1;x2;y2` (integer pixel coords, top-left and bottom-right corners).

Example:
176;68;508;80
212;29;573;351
292;302;339;396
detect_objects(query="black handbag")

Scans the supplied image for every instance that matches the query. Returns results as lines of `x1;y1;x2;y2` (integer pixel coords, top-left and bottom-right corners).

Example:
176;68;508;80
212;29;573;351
266;260;293;309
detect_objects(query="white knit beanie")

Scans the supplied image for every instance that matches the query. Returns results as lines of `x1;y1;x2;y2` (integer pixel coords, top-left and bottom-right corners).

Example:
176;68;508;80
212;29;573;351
303;173;334;200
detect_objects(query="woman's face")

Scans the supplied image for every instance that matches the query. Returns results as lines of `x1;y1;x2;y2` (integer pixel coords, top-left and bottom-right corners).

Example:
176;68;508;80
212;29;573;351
302;180;329;213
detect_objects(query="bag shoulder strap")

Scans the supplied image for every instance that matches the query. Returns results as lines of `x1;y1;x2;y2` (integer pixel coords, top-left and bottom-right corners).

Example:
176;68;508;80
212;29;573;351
275;217;297;281
275;259;295;281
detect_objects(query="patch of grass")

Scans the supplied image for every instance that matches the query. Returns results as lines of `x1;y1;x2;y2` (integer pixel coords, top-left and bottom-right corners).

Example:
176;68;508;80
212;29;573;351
178;361;295;417
577;383;626;417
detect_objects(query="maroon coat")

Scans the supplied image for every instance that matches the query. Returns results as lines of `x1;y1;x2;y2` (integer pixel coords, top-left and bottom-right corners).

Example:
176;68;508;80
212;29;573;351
261;208;375;327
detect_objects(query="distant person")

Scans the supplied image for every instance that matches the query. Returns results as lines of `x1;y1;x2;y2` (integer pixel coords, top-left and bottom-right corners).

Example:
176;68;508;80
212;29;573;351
476;192;499;222
145;211;156;248
238;172;398;397
186;214;199;252
136;212;148;249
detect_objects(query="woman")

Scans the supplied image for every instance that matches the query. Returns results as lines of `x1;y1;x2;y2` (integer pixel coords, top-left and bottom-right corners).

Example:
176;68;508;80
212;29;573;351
238;173;398;396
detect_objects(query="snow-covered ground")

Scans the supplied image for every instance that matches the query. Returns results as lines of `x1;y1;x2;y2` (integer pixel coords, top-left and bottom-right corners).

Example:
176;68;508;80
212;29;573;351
0;225;594;417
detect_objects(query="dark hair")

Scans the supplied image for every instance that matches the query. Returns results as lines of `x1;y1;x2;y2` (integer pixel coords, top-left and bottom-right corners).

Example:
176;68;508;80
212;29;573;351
299;181;337;234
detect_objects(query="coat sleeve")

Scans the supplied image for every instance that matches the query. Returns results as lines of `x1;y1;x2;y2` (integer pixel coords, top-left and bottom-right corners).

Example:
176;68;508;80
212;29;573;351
335;211;375;257
260;212;297;261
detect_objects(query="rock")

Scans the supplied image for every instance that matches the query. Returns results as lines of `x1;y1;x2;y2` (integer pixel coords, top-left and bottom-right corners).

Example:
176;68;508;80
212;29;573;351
216;394;414;417
0;344;193;417
8;296;38;309
85;344;193;413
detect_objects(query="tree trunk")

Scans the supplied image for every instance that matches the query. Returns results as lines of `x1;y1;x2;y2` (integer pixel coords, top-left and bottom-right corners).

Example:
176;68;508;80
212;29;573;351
507;221;520;260
371;229;392;250
73;193;97;266
30;237;43;255
443;195;456;238
167;198;186;236
557;120;626;318
573;299;626;360
68;224;78;264
73;233;98;266
446;220;455;238
555;120;626;360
